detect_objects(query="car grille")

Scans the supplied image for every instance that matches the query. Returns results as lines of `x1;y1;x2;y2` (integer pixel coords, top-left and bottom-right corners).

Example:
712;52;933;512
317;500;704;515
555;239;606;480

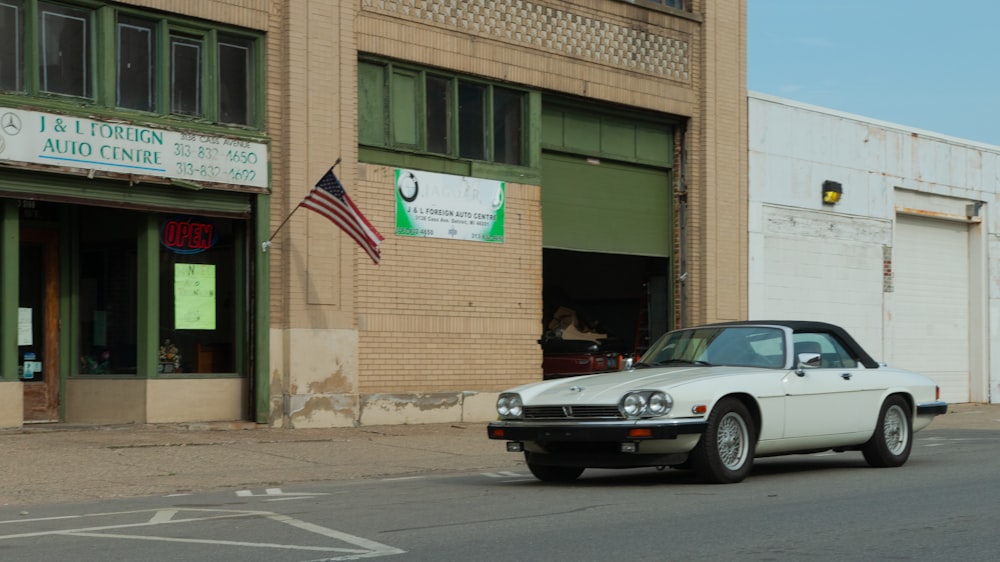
523;405;623;420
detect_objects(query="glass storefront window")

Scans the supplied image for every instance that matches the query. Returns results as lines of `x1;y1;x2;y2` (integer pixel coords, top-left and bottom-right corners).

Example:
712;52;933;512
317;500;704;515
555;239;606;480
158;214;236;374
78;208;138;374
75;208;241;376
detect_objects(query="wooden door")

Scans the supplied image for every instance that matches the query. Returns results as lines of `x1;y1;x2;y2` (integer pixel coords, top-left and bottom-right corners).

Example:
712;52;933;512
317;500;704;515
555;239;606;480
20;227;60;422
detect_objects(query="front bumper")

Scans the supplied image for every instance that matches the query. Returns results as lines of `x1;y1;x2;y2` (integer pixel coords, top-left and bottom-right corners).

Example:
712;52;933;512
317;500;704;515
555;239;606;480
487;418;708;442
488;418;708;468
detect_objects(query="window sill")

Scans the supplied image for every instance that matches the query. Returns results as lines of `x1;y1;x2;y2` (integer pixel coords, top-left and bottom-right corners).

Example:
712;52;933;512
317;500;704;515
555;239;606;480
359;146;541;185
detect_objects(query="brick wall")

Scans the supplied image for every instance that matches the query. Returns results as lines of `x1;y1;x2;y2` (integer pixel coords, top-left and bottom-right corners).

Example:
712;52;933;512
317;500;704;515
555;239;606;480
355;165;543;393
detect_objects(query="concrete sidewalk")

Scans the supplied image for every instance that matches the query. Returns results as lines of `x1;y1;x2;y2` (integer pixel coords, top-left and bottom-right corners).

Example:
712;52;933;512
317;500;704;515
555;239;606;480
1;403;997;508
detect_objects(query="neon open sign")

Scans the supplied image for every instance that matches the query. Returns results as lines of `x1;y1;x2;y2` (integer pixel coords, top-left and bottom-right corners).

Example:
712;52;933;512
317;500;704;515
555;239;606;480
160;216;217;254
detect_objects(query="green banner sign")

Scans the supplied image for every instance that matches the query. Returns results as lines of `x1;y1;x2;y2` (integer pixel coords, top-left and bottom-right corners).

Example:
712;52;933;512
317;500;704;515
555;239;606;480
395;169;505;243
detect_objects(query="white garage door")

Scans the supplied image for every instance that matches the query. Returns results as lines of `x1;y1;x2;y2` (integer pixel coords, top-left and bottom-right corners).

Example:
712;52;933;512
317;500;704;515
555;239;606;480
891;214;969;403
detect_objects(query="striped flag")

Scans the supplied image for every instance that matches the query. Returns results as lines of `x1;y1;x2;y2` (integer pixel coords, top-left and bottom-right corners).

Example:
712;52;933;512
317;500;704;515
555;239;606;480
301;169;384;264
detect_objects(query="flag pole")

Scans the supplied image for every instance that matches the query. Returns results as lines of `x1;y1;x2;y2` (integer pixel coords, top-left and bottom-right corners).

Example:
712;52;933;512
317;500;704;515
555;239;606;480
261;157;342;252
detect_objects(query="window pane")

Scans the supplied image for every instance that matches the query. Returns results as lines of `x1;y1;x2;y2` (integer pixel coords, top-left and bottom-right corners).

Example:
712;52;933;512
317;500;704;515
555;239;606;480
357;62;386;146
171;35;202;116
391;71;418;146
425;75;451;154
218;37;251;125
39;2;90;97
117;16;155;111
78;208;138;375
0;1;24;91
159;215;238;374
493;87;523;165
458;81;485;160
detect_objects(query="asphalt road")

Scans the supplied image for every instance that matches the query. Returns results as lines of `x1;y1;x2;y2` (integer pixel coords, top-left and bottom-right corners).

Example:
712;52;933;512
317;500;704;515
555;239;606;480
0;423;995;561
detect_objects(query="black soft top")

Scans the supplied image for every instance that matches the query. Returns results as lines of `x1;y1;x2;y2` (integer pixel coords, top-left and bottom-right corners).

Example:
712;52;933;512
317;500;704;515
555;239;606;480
697;320;880;369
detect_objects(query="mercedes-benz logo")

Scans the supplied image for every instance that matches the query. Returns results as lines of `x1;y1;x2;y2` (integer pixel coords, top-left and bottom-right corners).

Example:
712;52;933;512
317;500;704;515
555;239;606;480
1;113;22;136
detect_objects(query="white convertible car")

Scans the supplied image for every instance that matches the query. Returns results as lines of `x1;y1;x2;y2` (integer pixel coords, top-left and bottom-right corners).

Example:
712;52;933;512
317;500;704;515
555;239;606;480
487;321;948;484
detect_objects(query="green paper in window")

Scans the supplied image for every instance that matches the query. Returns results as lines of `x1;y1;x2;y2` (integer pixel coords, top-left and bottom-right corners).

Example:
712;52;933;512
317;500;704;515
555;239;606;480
174;264;216;330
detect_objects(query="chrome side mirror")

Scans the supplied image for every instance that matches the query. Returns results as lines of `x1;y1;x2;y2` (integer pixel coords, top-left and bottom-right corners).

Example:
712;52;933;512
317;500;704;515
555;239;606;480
795;352;821;376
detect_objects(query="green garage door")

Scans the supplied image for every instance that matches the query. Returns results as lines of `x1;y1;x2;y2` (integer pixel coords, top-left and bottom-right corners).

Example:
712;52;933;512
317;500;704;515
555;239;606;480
541;152;671;257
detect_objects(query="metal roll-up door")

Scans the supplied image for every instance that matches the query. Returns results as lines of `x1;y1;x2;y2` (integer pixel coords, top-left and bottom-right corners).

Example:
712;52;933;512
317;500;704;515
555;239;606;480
890;214;970;403
541;152;671;257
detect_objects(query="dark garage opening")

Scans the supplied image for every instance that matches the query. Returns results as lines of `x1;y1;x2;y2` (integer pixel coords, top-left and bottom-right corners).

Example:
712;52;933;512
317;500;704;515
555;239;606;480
541;249;670;378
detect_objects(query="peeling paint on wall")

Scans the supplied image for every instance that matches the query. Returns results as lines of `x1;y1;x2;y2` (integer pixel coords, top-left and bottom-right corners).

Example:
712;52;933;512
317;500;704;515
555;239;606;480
307;369;351;395
360;393;465;425
287;393;358;428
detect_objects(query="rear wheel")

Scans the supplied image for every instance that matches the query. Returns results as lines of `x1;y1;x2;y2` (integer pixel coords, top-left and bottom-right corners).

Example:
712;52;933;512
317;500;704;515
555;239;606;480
526;462;585;482
862;395;912;467
690;398;756;484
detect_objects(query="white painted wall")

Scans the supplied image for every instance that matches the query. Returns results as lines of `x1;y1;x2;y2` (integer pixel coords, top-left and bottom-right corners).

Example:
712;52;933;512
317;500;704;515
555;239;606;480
749;93;998;404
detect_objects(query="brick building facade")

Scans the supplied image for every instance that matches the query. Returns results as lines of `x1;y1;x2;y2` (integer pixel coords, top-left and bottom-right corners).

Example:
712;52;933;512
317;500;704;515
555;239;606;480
269;0;747;428
0;0;747;428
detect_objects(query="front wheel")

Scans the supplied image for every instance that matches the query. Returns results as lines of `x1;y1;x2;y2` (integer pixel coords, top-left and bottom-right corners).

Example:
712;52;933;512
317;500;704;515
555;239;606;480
690;398;756;484
862;395;912;467
526;462;585;482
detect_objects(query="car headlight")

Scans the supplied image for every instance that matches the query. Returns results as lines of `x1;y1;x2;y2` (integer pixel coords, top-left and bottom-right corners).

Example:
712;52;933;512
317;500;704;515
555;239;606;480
622;393;647;417
496;393;524;419
619;390;672;419
647;392;672;415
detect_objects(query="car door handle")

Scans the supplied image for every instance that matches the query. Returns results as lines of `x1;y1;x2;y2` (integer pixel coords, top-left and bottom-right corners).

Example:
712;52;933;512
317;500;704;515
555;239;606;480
841;373;852;380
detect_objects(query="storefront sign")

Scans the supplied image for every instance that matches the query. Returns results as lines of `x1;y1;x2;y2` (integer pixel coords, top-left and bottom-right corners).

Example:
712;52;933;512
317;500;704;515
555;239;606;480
394;169;505;243
160;216;218;254
0;106;268;188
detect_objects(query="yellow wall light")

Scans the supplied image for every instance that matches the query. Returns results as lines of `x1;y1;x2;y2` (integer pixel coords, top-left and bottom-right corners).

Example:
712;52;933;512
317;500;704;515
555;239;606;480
822;180;842;205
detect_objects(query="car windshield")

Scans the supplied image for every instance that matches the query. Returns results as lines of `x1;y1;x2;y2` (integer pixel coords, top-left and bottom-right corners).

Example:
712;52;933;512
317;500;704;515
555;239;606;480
637;326;786;369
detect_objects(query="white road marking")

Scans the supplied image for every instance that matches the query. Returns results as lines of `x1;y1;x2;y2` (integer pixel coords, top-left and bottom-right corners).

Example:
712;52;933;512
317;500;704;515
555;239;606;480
148;509;178;524
0;508;405;559
483;471;523;478
236;487;328;498
58;531;368;553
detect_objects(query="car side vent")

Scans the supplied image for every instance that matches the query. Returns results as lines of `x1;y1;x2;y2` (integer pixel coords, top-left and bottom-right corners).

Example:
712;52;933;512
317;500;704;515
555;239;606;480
523;405;623;420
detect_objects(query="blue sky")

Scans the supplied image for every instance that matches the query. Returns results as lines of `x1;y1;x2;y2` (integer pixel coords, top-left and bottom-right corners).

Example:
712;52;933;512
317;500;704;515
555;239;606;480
748;1;1000;146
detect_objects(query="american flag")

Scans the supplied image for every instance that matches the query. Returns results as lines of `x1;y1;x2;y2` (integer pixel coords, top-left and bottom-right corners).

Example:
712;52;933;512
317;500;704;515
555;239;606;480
301;169;384;265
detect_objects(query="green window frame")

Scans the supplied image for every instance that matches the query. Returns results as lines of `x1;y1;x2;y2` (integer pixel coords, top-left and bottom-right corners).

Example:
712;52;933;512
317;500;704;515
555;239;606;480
358;57;538;180
0;0;264;130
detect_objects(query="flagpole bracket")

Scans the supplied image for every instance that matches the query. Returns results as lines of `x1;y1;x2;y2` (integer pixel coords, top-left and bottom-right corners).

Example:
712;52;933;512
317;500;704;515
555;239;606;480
261;240;272;253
